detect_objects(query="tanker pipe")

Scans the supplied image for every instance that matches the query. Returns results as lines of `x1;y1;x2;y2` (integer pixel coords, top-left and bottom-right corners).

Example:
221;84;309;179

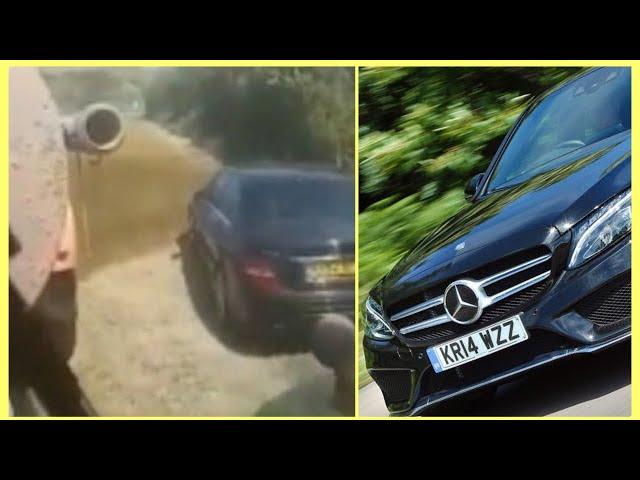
62;103;124;153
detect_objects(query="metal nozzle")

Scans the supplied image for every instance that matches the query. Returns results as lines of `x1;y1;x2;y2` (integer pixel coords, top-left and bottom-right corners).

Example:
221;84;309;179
62;103;124;153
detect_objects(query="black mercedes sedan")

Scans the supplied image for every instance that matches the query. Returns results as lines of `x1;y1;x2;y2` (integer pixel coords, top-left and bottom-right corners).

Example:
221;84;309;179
363;67;631;415
188;165;355;339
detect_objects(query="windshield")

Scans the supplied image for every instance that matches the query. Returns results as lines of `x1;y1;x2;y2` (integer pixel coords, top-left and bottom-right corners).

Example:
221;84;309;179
242;175;354;224
487;67;631;192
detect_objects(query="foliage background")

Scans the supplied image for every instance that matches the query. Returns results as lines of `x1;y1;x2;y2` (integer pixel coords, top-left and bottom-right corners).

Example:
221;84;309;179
43;67;355;170
358;67;582;387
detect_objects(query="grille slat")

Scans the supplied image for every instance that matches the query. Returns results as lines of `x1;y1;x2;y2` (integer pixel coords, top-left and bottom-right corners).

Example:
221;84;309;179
405;280;550;342
386;247;553;345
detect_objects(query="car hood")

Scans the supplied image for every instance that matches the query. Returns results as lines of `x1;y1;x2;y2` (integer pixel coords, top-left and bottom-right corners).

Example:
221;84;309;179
380;132;631;305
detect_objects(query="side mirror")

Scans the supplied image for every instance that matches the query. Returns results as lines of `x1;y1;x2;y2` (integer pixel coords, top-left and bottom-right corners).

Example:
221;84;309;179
464;173;484;200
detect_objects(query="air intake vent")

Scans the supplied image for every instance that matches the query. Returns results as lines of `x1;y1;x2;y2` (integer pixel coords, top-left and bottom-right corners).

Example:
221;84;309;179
368;369;413;405
575;272;631;330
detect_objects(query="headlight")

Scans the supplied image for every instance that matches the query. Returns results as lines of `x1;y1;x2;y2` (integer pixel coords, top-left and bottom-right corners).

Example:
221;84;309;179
363;296;394;340
568;189;631;268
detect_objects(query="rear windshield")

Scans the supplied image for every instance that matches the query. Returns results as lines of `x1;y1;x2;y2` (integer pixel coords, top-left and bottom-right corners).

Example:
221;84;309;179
241;175;354;223
487;67;631;192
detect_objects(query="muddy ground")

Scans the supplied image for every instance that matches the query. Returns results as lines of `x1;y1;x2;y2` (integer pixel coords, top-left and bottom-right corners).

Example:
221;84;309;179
67;121;341;416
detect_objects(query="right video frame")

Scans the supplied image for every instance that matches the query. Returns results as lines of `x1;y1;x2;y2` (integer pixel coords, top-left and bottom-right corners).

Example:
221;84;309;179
359;66;632;417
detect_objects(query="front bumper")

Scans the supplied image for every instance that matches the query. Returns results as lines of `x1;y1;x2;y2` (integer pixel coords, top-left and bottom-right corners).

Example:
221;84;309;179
364;236;631;416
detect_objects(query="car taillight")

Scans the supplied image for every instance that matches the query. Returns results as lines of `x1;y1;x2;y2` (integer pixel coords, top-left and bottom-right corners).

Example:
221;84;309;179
240;257;284;294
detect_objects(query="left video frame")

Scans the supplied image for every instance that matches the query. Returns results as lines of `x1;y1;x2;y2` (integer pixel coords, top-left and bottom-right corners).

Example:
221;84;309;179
8;66;356;417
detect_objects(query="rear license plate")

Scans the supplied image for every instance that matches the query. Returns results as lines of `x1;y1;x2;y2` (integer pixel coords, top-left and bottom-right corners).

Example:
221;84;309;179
305;260;354;283
426;315;528;373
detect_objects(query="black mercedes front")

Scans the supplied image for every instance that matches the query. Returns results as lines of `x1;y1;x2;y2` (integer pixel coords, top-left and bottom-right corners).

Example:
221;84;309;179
362;67;631;415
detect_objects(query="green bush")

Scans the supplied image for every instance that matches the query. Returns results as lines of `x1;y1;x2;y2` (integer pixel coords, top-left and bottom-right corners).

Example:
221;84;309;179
145;67;354;168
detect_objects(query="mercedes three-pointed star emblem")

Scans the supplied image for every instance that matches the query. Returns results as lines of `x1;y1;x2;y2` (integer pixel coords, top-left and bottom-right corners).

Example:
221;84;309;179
443;280;483;324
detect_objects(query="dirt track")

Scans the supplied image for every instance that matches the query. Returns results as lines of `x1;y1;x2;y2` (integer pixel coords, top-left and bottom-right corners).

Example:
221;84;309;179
71;244;336;416
67;121;338;416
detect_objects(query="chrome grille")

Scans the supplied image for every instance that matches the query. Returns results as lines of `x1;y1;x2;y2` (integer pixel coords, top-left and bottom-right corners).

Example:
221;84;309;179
404;280;551;343
387;248;553;339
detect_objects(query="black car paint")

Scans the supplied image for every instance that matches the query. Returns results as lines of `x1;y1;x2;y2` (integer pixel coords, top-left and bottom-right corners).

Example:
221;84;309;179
364;69;631;415
381;132;630;308
365;235;630;414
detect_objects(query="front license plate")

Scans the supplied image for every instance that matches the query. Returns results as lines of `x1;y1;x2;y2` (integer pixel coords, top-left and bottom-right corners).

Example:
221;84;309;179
426;315;528;373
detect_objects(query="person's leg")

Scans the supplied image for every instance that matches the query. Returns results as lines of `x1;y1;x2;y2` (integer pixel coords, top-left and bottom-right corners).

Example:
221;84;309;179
310;313;355;415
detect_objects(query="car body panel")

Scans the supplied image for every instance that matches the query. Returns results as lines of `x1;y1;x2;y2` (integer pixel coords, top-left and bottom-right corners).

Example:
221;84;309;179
189;166;355;328
381;132;630;308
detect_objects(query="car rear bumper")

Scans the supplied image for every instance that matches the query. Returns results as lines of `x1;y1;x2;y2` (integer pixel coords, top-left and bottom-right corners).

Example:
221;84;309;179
364;237;631;415
250;285;355;332
275;288;355;317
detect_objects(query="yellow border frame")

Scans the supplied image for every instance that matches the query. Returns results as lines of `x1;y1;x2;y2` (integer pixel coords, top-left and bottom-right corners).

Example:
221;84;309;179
1;60;636;420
